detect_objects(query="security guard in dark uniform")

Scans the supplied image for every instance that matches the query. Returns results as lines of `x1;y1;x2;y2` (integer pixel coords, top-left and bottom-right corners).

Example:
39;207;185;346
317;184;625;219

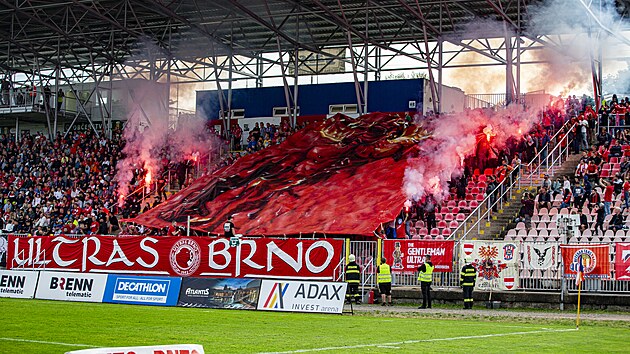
345;254;361;304
460;256;477;309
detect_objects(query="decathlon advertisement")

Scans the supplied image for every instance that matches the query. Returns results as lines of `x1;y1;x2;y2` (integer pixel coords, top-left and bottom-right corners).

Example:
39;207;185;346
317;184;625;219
257;279;347;314
103;275;182;306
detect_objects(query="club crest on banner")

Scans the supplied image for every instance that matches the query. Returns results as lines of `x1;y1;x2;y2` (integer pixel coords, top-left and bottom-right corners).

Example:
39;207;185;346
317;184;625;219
525;243;558;270
569;249;596;274
561;244;610;280
461;241;519;291
503;244;516;261
504;277;515;290
169;238;202;277
463;243;474;256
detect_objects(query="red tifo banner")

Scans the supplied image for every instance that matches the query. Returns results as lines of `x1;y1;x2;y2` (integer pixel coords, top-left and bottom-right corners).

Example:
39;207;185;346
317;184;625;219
615;243;630;281
382;239;454;273
7;235;343;279
560;244;610;279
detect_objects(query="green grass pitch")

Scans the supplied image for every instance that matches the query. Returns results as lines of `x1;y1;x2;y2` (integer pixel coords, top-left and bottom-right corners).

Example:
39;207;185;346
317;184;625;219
0;298;628;353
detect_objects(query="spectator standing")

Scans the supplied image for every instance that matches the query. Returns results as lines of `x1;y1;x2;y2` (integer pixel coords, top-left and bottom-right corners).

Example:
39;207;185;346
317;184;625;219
602;180;614;216
223;215;236;238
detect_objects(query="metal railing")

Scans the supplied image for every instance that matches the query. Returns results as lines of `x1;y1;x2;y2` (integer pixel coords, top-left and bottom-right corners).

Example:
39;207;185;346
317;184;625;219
349;240;629;294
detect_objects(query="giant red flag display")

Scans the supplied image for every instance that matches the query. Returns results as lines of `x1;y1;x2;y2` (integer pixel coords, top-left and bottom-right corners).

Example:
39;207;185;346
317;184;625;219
561;244;610;279
615;243;630;280
382;239;454;273
128;113;429;236
7;235;344;279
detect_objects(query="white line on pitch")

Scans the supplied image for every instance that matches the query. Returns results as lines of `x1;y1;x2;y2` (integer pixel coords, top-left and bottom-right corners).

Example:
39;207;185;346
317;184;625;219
0;337;98;348
259;328;578;353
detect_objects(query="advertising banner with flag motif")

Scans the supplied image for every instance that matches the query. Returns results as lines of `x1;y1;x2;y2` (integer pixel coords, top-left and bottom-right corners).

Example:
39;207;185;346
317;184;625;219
524;242;559;270
459;241;519;291
561;244;610;279
614;243;630;280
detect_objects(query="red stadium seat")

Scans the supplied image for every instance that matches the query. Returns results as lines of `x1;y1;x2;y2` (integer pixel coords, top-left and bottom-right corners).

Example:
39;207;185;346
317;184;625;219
458;200;468;208
456;213;466;221
437;220;448;229
444;213;454;221
449;220;459;229
424;234;434;240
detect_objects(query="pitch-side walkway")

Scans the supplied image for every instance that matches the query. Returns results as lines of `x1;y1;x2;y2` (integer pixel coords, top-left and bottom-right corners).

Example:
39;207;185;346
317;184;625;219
349;304;630;322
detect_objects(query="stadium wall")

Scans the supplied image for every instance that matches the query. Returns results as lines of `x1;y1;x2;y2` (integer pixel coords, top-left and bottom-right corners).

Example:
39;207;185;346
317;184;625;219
196;78;426;120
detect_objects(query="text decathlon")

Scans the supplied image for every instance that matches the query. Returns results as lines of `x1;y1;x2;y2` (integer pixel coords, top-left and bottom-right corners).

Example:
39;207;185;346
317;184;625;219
117;280;167;294
295;284;342;300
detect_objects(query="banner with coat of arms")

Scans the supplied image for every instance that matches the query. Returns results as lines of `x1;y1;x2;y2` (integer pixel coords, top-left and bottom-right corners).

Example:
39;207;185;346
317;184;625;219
524;242;559;270
460;241;520;291
614;243;630;281
560;244;610;279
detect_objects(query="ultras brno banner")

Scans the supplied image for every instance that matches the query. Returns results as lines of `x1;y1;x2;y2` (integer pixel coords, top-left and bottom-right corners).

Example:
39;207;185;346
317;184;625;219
615;243;630;280
257;279;347;314
383;240;454;273
460;240;520;291
523;242;559;270
7;236;343;279
561;244;611;279
178;277;261;310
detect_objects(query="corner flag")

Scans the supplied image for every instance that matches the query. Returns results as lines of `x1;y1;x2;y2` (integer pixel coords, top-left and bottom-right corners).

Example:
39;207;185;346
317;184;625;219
575;254;585;286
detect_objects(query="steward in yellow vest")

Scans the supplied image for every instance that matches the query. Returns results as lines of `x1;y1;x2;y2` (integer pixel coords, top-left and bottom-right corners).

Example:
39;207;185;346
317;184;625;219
377;257;392;306
417;255;434;309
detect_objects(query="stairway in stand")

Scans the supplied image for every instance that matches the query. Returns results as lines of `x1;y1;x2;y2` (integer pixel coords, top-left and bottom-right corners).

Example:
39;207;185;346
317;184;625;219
472;153;583;240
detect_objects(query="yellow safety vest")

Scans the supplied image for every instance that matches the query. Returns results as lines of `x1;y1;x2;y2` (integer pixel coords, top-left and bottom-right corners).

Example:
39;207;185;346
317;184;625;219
417;263;434;283
378;263;391;283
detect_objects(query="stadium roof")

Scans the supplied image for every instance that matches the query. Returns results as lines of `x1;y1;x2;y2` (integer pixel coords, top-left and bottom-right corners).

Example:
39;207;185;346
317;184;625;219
4;0;627;74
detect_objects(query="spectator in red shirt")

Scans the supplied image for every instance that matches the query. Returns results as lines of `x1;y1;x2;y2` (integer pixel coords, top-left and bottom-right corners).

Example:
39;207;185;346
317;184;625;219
602;180;614;216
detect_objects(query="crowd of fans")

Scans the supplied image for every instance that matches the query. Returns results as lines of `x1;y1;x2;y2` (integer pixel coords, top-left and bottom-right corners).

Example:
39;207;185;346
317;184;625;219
2;90;626;238
513;93;630;236
0;130;123;236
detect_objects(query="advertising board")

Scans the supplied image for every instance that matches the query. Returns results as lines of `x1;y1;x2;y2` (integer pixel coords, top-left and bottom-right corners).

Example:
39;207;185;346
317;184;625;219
0;269;39;299
103;275;182;306
65;344;204;354
35;271;107;302
178;277;260;310
257;279;346;314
